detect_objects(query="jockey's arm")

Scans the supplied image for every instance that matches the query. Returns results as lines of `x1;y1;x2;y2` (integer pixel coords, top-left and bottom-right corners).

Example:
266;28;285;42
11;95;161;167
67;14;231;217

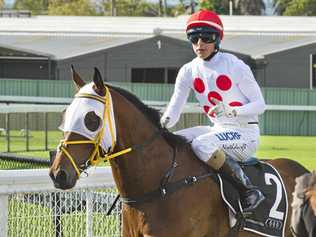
161;66;191;128
234;63;266;116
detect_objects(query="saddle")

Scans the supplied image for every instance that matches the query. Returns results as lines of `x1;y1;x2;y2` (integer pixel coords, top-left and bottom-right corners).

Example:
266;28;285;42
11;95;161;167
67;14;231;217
216;159;288;237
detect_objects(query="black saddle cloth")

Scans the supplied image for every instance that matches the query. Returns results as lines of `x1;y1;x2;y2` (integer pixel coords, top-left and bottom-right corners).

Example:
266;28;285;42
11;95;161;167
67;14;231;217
217;160;288;237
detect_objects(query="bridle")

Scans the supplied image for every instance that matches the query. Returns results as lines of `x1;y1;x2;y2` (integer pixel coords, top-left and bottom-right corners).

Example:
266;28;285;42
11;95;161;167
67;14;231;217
58;86;132;178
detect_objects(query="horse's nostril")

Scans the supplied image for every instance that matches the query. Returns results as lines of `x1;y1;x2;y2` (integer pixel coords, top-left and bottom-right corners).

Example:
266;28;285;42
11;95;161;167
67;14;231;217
55;170;68;184
49;170;55;181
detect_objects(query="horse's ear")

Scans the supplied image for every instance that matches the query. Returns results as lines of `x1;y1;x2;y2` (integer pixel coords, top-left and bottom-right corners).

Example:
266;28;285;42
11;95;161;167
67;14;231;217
71;65;85;92
93;67;106;96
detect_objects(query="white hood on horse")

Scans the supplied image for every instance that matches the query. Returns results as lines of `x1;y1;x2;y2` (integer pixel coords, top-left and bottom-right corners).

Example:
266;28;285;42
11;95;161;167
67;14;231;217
62;82;117;152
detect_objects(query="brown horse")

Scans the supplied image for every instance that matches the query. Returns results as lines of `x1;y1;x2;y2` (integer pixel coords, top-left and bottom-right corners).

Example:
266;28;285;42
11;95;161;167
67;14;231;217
49;67;308;237
291;171;316;236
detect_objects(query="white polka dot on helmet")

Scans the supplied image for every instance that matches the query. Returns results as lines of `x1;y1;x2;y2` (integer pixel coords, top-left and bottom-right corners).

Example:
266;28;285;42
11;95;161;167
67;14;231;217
186;10;224;40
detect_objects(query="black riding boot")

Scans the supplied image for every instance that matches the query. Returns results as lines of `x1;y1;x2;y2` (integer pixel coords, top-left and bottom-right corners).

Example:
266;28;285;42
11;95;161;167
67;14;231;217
219;157;265;212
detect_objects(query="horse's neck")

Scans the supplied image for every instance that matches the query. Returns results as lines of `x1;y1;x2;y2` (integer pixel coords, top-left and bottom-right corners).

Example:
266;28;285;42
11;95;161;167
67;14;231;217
109;90;173;198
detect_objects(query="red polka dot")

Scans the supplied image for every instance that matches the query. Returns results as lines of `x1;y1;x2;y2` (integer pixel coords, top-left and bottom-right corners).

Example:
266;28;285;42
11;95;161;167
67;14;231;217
209;111;216;118
216;75;232;91
203;105;215;117
203;105;210;113
229;101;243;107
193;78;205;93
208;91;223;105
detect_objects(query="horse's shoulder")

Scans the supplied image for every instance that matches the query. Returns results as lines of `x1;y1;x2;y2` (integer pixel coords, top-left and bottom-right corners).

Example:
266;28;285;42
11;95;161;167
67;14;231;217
176;144;212;172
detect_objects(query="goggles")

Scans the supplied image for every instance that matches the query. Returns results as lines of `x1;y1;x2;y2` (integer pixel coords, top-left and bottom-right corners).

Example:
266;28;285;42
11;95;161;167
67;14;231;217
187;32;217;44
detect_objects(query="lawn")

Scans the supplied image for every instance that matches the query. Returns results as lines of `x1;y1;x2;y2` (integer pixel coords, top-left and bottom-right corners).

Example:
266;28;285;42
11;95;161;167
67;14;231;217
0;133;315;171
257;136;316;171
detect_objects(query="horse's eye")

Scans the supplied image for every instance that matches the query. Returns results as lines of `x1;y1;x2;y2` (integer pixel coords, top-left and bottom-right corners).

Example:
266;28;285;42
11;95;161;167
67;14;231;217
84;111;101;132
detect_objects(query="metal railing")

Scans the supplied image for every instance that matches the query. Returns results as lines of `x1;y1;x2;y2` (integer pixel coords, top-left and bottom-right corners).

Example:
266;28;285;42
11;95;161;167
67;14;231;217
0;167;121;237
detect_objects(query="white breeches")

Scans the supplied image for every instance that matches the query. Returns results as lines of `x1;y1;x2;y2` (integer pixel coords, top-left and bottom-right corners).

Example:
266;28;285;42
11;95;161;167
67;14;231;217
175;124;260;163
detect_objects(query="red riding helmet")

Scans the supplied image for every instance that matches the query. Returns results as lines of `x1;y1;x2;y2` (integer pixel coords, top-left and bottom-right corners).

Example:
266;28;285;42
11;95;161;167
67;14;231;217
186;10;224;40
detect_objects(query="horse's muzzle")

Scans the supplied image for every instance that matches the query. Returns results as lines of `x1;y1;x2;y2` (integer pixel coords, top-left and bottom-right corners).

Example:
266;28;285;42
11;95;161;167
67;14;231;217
49;168;75;190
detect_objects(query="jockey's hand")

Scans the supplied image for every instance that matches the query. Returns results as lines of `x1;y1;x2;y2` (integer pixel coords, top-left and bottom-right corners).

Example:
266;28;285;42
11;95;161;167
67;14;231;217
209;98;237;118
160;116;171;128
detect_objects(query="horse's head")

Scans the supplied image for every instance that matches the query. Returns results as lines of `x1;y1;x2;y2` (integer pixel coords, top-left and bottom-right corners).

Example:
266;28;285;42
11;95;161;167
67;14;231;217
49;66;117;189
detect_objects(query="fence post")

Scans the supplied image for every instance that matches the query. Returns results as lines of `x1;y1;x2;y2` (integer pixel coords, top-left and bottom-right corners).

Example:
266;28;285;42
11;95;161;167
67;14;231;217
5;114;10;152
53;193;62;237
26;112;29;151
45;112;48;151
86;191;93;237
0;194;9;237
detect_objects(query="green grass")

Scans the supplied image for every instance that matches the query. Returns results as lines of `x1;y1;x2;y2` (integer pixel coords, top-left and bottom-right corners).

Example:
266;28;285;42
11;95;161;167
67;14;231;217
257;136;316;171
8;190;121;237
0;130;63;154
1;133;315;170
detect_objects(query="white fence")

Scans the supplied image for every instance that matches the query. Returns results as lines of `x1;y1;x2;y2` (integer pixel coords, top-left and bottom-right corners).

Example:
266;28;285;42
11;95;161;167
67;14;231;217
2;100;316;113
0;167;121;237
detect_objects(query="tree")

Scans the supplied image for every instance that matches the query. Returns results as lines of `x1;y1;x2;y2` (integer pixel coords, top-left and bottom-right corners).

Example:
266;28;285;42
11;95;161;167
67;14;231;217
13;0;48;15
236;0;265;15
273;0;292;15
48;0;97;16
102;0;159;16
170;0;187;16
0;0;5;9
199;0;265;15
279;0;316;16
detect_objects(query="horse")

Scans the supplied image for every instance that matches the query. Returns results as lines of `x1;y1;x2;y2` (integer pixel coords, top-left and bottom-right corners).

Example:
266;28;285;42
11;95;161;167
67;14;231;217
291;171;316;236
49;67;309;237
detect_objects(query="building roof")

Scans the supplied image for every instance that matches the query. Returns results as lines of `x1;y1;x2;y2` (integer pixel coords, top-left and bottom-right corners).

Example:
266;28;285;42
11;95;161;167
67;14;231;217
1;15;316;35
169;33;316;59
1;15;316;60
0;34;148;60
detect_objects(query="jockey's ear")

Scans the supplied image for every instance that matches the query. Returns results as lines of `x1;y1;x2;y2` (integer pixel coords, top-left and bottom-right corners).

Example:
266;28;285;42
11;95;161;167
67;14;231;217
93;67;106;96
71;65;85;92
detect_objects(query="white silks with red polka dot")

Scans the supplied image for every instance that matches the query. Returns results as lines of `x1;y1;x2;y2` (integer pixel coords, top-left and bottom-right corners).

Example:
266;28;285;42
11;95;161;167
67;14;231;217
162;52;266;162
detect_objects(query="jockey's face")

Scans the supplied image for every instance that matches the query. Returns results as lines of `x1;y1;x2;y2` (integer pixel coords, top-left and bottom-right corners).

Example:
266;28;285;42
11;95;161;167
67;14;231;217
191;36;216;59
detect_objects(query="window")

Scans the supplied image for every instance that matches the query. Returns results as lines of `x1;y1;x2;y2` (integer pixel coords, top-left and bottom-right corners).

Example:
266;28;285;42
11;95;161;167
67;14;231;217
167;68;178;84
132;68;164;83
132;67;179;84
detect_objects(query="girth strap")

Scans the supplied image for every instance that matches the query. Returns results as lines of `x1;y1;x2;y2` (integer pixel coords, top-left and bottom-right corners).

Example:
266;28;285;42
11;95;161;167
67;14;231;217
120;172;214;204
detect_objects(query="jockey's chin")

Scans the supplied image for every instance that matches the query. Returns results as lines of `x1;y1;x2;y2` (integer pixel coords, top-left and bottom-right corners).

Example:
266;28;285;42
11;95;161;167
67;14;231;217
195;48;211;59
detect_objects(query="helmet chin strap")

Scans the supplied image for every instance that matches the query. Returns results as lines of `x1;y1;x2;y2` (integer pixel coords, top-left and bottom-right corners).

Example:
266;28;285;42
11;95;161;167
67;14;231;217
203;49;218;61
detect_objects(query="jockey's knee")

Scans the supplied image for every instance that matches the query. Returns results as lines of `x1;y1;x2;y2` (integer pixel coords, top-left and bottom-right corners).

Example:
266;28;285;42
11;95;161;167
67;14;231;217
191;139;225;170
207;149;226;170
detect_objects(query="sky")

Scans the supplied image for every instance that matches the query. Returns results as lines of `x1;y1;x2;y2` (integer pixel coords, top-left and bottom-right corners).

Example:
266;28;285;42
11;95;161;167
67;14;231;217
4;0;14;7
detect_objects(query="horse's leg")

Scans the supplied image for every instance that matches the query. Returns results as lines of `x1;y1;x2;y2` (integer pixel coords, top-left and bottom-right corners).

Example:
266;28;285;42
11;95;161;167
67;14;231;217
122;205;143;237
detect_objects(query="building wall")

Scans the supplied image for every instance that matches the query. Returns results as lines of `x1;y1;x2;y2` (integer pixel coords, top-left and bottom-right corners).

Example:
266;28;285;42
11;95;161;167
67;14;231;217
263;43;316;88
56;52;106;81
106;36;195;83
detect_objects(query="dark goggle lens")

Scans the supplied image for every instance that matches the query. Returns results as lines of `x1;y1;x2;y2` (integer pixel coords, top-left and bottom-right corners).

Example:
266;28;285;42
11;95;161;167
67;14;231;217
188;33;217;44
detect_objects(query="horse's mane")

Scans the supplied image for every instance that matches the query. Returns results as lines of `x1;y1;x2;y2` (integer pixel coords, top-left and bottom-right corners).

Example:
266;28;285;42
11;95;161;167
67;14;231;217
108;85;188;148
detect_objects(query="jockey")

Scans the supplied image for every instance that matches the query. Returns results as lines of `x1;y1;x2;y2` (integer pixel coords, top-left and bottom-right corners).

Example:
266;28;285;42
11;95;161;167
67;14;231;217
160;9;266;212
